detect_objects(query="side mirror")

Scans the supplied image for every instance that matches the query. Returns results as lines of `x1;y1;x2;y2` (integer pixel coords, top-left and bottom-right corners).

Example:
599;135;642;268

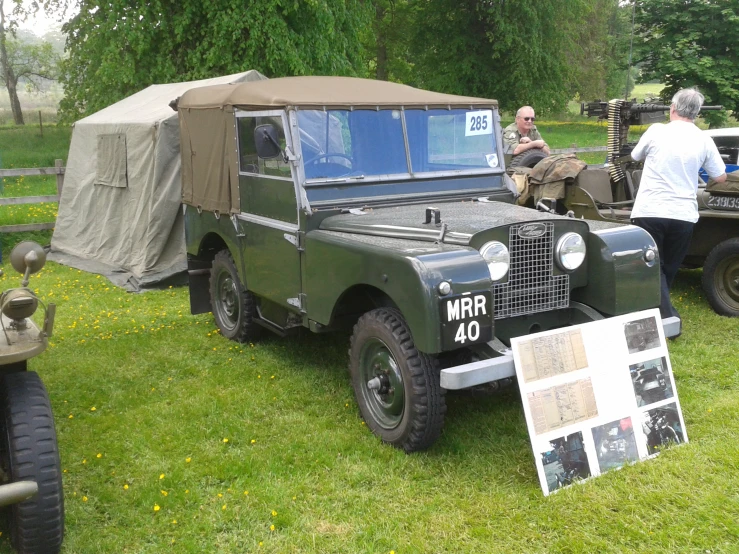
254;124;282;159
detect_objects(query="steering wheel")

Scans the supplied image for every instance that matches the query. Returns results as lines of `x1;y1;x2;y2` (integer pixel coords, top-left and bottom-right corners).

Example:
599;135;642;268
304;152;353;167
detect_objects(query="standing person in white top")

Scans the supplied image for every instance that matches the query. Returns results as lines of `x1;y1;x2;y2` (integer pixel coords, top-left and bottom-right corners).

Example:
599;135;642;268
630;88;727;331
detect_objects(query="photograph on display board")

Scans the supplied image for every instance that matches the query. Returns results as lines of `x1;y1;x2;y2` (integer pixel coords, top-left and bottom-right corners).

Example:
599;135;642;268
629;357;674;407
623;316;661;354
541;431;591;494
591;417;639;473
641;403;685;455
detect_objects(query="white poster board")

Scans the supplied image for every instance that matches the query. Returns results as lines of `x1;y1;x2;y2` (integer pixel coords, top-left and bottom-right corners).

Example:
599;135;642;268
510;308;687;496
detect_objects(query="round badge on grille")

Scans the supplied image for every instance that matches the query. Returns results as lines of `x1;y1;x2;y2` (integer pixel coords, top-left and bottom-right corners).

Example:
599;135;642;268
517;223;547;239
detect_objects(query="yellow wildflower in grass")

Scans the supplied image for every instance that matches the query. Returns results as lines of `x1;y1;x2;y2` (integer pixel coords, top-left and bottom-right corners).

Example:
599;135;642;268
90;406;96;411
223;438;229;443
218;493;223;498
161;490;168;497
244;491;249;496
123;484;129;490
82;459;87;464
68;414;74;419
222;504;227;511
154;504;160;512
270;525;275;531
172;519;177;524
82;496;88;502
271;510;277;516
186;457;191;463
159;474;165;480
96;453;102;458
251;439;256;444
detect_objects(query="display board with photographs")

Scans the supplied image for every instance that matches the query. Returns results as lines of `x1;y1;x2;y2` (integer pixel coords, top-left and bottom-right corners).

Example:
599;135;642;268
511;308;687;496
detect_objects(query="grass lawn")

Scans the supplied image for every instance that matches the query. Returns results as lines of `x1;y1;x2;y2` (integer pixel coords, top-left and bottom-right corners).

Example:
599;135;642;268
0;125;737;553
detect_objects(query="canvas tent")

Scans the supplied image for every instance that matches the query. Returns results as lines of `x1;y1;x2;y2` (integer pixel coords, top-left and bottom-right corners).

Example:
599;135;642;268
49;70;267;291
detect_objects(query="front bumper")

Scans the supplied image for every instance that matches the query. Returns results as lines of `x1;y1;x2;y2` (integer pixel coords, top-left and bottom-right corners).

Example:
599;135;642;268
440;316;680;390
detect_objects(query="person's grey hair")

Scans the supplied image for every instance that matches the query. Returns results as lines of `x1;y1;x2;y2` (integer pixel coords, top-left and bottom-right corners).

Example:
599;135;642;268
516;106;534;118
671;88;704;120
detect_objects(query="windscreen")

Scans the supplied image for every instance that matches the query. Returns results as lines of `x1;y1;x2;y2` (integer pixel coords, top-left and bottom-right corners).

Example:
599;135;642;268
297;108;499;181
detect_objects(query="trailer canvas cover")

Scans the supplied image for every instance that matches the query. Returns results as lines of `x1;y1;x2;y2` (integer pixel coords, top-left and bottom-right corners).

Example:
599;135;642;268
49;70;266;291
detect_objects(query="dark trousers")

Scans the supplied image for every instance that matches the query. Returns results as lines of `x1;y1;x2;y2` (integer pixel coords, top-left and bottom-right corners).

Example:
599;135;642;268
631;217;694;320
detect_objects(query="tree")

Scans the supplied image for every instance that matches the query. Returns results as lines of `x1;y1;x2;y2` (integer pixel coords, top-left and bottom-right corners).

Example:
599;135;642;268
59;0;372;121
401;0;591;114
0;0;61;125
634;0;739;123
567;0;636;102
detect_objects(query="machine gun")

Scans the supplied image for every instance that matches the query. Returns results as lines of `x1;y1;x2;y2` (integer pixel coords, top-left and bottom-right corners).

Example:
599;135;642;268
580;99;723;197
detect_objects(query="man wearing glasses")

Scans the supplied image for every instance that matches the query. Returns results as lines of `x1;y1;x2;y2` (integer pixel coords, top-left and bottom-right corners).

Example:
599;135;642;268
503;106;550;157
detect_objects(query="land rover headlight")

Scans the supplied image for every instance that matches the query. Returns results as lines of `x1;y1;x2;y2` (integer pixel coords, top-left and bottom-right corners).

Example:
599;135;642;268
556;232;586;271
480;241;509;281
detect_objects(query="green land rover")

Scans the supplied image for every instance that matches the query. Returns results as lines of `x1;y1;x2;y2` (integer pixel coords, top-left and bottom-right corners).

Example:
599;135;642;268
176;77;675;452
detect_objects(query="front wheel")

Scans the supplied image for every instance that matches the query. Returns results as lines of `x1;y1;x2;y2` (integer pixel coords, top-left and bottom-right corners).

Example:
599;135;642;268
702;238;739;317
349;308;446;452
0;371;64;554
209;250;261;341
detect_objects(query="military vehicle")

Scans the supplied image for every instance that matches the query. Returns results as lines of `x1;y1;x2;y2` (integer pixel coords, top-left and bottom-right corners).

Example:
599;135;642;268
0;242;64;553
561;100;739;317
176;77;676;452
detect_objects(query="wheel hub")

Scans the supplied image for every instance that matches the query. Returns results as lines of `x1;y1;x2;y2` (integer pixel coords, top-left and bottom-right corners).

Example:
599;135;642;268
717;257;739;306
216;273;239;328
359;339;405;430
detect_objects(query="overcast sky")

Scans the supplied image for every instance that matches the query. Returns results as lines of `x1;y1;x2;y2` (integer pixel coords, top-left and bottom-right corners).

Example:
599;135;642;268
16;0;75;36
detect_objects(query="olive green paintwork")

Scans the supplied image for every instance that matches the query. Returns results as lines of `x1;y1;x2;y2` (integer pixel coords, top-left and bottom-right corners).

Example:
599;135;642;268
239;175;298;223
571;225;660;314
304;231;491;354
561;174;739;267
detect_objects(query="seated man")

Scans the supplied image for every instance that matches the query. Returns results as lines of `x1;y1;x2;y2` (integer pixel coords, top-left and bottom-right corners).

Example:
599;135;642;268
503;106;550;157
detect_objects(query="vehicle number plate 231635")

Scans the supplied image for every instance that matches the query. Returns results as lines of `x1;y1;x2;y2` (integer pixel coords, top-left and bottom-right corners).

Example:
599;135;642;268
440;291;493;350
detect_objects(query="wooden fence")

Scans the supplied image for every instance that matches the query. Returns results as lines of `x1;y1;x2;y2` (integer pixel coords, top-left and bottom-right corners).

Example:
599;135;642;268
0;159;65;233
0;147;607;234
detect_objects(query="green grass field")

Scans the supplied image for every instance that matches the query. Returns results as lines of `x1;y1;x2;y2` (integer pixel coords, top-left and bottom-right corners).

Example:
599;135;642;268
0;124;738;553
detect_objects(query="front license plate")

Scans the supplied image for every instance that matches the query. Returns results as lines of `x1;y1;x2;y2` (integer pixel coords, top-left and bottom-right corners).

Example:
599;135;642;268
440;291;493;350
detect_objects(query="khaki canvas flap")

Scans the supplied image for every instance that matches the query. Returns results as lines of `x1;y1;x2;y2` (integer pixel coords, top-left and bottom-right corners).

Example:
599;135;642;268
95;134;127;188
706;169;739;196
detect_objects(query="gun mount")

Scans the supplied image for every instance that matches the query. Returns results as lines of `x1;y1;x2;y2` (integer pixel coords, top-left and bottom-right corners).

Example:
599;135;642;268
581;99;723;192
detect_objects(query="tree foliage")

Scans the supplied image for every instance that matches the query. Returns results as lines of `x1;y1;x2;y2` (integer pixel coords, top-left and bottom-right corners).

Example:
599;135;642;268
398;0;593;114
568;0;635;101
635;0;739;121
59;0;372;121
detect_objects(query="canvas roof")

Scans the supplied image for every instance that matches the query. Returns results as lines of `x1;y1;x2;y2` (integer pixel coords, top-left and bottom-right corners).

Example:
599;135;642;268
178;76;498;111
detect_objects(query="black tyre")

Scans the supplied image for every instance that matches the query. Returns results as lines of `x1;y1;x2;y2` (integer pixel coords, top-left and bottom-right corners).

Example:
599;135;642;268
0;371;64;554
702;238;739;317
210;250;261;341
349;308;446;452
508;148;548;172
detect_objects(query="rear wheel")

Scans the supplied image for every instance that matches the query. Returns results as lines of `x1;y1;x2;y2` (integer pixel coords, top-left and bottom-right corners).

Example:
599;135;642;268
0;371;64;554
210;250;261;341
349;308;446;452
702;239;739;317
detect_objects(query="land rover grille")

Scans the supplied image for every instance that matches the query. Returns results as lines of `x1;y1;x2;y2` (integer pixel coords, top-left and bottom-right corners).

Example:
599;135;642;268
492;222;569;318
